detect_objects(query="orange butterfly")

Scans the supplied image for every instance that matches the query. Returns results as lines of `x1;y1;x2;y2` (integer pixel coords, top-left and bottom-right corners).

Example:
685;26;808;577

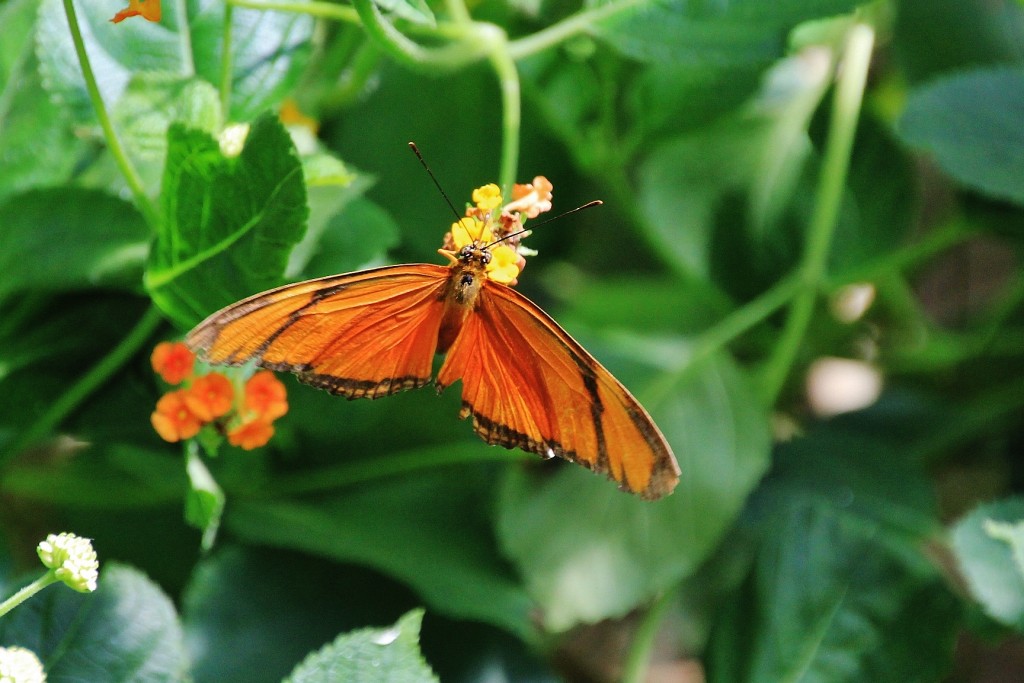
187;177;680;499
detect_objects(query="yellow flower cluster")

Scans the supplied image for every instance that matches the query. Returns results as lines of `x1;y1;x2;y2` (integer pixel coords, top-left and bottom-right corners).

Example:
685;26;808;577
446;177;554;286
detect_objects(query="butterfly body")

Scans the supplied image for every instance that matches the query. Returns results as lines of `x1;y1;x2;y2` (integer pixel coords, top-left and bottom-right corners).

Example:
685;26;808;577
187;181;680;499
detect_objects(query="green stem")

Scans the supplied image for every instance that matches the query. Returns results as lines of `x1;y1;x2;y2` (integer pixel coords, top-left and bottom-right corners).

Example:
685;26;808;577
621;586;678;683
486;33;521;191
228;0;359;23
825;219;976;288
442;0;472;27
757;22;875;405
350;0;486;72
175;0;196;75
1;306;165;469
0;572;59;618
507;0;645;60
645;275;801;407
220;2;234;116
259;443;531;497
62;0;160;229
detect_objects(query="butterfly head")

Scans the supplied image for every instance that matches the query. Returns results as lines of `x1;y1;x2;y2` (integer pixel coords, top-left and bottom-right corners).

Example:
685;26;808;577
437;177;553;287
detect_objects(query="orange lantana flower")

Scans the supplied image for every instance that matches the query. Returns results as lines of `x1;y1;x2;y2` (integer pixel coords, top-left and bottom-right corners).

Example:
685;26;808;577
151;341;195;385
508;176;553;218
244;371;288;421
184;373;234;422
110;0;161;22
151;390;202;442
227;419;275;450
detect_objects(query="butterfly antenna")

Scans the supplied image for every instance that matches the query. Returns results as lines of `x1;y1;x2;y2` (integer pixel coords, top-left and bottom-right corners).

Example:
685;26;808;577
409;142;462;222
486;200;603;248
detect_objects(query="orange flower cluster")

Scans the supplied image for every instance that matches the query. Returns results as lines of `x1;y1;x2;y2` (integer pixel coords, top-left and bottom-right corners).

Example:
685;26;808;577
110;0;161;23
150;341;287;450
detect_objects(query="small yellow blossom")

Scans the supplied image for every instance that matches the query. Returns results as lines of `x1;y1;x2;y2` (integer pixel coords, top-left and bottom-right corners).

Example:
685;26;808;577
472;184;502;212
0;647;46;683
451;217;491;248
37;533;99;593
486;245;521;285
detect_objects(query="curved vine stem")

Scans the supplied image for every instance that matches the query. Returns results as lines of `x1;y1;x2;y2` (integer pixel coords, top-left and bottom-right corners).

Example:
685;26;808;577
61;0;161;229
757;22;876;405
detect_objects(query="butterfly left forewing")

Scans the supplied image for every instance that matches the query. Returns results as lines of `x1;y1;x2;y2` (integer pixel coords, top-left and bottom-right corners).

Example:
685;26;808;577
437;281;680;499
187;264;450;399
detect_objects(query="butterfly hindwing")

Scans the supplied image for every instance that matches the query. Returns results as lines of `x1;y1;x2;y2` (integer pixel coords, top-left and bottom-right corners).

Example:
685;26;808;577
437;280;680;499
187;265;450;398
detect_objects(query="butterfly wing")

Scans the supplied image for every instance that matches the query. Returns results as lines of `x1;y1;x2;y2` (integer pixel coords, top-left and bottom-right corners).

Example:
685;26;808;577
436;280;680;499
187;264;450;398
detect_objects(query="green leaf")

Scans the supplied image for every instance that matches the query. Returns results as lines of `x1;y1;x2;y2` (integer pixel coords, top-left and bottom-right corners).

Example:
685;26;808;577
182;546;426;683
0;188;149;300
36;0;313;125
825;114;917;273
189;2;315;121
286;609;438;683
496;351;771;631
898;67;1024;206
1;443;185;507
636;50;830;276
226;461;535;639
706;424;954;682
592;0;862;65
185;446;225;552
706;502;959;683
111;73;222;168
145;113;308;328
0;564;189;681
298;198;401;279
0;0;81;204
950;497;1024;630
284;143;375;277
893;0;1024;84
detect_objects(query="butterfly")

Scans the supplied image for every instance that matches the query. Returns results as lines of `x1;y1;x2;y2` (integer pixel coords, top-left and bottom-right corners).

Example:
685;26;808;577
187;177;680;499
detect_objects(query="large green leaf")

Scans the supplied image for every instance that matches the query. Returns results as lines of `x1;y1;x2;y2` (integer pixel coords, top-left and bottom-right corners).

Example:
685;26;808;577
496;351;771;631
950;497;1024;630
226;460;535;640
0;563;188;681
36;0;313;125
893;0;1024;84
183;546;428;683
705;425;955;682
111;73;222;171
145;113;308;328
286;610;438;683
0;188;148;300
592;0;861;65
636;50;830;277
898;67;1024;206
706;502;958;683
0;0;81;204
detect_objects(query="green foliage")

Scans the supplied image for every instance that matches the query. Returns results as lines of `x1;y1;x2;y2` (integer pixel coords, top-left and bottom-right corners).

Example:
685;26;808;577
0;564;189;681
2;0;1024;680
146;114;309;327
285;610;438;683
951;498;1024;630
898;67;1024;205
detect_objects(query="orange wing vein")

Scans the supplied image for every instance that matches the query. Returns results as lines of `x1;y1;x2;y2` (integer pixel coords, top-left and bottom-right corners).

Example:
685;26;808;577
187;264;450;399
436;281;680;499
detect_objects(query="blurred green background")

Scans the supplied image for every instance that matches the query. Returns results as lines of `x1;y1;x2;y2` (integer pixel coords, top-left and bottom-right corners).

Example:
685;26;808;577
2;0;1024;680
